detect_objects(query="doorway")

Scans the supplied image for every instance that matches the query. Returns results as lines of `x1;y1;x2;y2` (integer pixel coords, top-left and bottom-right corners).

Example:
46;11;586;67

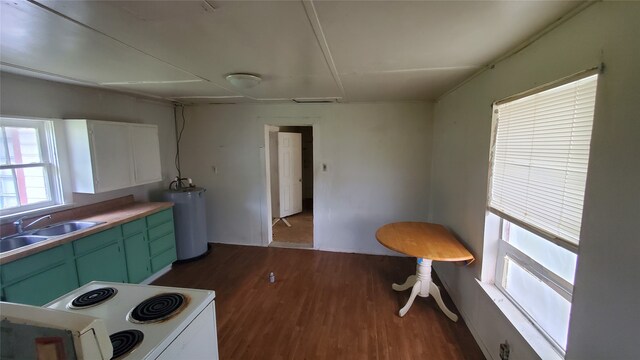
266;125;313;248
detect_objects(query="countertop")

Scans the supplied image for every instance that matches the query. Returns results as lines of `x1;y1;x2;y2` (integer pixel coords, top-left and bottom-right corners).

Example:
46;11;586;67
0;202;173;265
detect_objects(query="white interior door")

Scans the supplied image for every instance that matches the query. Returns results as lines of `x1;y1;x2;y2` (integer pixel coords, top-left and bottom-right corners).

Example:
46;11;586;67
278;132;302;217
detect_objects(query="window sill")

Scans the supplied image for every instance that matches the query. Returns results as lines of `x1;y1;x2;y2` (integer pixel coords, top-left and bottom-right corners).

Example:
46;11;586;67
0;203;74;225
476;280;564;360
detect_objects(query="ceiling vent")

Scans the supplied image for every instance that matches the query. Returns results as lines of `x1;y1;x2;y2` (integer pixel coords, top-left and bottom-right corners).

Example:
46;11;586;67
292;98;339;104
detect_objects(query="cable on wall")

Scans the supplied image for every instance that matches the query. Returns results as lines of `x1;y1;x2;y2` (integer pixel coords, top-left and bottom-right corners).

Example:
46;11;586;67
174;104;186;180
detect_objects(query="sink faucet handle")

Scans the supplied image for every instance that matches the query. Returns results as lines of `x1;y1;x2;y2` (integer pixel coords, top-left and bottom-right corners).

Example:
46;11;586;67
13;216;27;233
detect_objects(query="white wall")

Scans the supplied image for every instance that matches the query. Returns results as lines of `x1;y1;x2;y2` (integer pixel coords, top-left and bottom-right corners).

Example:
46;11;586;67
0;72;176;206
430;2;640;359
180;102;433;255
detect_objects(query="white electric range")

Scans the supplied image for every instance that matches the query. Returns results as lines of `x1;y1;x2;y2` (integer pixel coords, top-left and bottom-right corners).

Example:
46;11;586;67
45;281;219;360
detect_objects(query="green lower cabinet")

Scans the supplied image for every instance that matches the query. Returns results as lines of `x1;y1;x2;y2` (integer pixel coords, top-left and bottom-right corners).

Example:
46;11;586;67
146;208;177;273
0;244;77;306
76;242;127;285
148;230;177;273
0;209;175;306
3;264;78;306
124;233;151;283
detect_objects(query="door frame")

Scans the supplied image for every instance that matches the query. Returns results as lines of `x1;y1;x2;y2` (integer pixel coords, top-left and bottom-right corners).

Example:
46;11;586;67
263;123;316;248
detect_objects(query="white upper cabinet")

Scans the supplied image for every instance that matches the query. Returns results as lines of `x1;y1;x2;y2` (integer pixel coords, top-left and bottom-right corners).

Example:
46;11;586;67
131;124;162;185
90;121;133;192
65;120;163;193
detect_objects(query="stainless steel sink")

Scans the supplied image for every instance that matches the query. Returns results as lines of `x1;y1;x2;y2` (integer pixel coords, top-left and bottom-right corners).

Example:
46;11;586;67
0;220;104;254
32;221;104;237
0;235;50;253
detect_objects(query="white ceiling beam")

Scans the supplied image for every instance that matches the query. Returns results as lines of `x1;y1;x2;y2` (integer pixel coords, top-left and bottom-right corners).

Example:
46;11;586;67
301;0;346;101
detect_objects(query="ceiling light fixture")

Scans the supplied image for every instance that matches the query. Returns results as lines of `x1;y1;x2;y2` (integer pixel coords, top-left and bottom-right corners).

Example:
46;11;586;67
225;73;262;89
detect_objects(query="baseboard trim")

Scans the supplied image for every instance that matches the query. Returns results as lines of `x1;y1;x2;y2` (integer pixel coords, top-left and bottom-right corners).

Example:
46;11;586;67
211;240;404;257
141;265;172;285
317;245;405;257
212;240;263;247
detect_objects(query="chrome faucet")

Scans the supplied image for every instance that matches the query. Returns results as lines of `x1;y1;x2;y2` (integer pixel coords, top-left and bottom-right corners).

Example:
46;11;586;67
13;214;52;233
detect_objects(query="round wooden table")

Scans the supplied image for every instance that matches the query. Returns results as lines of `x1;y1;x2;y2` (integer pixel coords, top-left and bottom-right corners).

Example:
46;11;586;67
376;222;474;320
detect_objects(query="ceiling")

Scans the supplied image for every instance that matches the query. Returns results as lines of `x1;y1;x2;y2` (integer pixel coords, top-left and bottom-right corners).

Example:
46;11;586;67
0;0;582;104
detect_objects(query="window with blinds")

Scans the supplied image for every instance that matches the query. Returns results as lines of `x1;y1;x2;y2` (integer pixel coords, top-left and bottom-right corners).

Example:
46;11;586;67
488;71;599;352
489;73;599;248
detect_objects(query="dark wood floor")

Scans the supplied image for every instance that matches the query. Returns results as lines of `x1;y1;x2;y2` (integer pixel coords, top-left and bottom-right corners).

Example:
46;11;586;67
153;244;484;360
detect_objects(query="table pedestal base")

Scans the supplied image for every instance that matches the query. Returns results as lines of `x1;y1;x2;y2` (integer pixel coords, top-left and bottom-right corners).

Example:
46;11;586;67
392;258;459;321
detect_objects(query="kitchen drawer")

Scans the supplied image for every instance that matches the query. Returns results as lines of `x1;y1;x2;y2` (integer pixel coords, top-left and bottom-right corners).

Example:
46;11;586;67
148;221;174;241
73;227;122;256
2;245;70;284
146;208;173;228
149;232;176;257
122;218;146;237
151;247;177;273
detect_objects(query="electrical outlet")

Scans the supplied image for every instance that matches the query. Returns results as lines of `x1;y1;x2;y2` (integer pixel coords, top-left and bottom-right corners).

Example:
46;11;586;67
499;342;510;360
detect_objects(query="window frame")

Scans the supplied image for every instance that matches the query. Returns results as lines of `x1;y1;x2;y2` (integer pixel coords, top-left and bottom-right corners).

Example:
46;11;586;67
0;117;65;217
495;220;574;303
494;218;573;354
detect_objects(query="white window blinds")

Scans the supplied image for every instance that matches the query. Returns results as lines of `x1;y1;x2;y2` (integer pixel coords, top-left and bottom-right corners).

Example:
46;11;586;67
489;74;598;247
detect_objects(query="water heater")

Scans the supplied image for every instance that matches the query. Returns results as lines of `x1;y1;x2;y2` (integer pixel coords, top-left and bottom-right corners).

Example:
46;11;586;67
163;187;208;260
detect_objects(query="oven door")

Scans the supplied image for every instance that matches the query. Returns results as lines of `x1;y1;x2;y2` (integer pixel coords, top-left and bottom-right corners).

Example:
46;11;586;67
1;319;78;360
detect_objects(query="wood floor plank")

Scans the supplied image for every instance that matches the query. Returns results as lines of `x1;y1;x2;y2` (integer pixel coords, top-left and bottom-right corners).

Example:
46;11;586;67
153;244;485;359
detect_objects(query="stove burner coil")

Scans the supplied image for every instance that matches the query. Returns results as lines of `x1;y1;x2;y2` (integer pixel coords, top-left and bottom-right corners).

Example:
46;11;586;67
110;330;144;359
69;287;117;309
128;293;186;324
